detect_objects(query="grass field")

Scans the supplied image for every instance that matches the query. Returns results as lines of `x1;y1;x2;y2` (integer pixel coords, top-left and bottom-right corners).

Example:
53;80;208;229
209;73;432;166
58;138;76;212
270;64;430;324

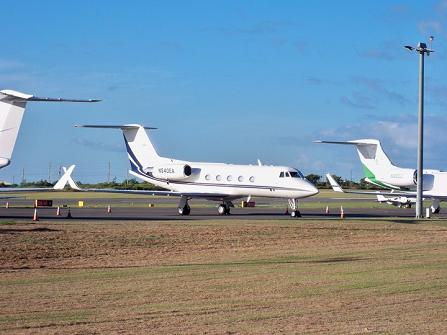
1;218;447;334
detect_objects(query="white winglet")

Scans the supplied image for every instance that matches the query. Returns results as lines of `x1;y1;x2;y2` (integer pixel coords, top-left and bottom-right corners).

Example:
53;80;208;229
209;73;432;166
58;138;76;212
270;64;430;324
53;165;80;190
326;174;344;193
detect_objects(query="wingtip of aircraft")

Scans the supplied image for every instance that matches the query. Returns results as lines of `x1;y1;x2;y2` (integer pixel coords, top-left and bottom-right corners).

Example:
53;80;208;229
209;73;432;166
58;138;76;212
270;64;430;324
53;164;81;191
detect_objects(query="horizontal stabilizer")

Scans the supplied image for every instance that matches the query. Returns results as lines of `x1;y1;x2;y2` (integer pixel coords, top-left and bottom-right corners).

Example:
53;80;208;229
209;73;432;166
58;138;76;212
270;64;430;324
0;89;100;102
376;194;387;202
75;124;157;130
314;140;378;146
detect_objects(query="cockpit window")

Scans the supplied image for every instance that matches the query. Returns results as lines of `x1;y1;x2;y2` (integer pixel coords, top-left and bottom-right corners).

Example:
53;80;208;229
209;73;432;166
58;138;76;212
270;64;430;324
290;170;305;178
281;171;304;178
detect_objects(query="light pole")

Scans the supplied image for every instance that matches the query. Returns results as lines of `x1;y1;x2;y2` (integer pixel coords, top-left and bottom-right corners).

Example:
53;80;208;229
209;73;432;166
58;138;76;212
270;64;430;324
404;37;434;218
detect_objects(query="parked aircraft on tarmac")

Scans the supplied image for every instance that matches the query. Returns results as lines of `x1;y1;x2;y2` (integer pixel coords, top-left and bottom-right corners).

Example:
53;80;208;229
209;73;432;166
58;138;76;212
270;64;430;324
376;194;416;208
0;89;99;170
317;139;447;213
69;124;319;217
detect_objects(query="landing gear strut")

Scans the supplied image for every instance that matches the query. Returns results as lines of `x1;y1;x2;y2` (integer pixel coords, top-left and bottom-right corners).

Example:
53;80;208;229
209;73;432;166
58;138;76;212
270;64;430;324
288;198;301;218
178;196;191;216
218;201;233;215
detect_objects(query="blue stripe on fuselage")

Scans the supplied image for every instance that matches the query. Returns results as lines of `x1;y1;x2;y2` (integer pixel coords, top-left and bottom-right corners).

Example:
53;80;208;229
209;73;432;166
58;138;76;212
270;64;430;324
131;168;307;192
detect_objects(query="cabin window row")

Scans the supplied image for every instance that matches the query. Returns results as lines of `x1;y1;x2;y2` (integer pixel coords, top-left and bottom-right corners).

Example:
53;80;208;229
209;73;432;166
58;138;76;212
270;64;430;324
204;174;255;183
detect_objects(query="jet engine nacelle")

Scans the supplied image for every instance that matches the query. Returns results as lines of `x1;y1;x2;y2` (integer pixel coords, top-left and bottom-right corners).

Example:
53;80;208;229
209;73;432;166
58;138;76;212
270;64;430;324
380;168;416;187
152;164;192;180
412;170;435;191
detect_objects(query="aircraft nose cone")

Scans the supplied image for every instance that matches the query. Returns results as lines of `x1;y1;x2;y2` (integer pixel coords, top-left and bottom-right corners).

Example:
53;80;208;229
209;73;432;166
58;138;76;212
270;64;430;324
306;181;319;196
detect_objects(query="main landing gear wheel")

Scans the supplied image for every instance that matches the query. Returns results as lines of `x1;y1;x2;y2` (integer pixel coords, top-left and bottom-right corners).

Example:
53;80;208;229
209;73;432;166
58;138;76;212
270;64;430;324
432;206;441;214
431;200;441;214
178;205;191;216
290;210;301;218
218;204;231;215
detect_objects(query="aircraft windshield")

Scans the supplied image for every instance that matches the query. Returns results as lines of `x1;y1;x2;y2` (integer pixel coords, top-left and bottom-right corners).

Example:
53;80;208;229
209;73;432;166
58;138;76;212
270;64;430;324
280;170;305;178
290;170;304;178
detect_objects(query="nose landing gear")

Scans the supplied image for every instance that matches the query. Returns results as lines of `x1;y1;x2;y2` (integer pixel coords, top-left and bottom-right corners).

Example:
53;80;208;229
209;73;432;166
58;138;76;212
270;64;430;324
288;198;301;218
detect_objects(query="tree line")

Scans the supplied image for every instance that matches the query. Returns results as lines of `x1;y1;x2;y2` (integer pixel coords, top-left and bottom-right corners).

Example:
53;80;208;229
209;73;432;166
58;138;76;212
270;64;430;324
1;174;381;190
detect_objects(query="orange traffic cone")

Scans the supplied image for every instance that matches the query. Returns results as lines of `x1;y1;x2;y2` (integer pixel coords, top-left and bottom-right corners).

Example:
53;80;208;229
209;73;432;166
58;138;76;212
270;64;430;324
340;206;344;219
32;208;39;221
325;206;329;214
5;202;9;209
107;205;112;214
56;206;61;216
66;207;72;219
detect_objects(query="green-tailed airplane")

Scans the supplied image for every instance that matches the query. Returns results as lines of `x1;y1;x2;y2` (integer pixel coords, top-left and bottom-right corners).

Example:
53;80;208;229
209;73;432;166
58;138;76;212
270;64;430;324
316;139;446;214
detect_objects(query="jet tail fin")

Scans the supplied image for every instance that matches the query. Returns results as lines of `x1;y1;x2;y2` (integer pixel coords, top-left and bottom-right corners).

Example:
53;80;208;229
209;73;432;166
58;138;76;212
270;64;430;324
76;124;161;173
316;139;395;181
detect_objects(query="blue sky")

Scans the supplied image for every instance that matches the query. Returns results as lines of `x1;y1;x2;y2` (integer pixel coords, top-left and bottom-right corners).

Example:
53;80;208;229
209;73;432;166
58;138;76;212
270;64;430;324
1;0;447;183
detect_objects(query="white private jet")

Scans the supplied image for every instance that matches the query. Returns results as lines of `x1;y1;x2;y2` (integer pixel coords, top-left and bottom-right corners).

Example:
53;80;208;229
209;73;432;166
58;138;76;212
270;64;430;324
317;139;447;213
0;89;99;170
71;124;319;217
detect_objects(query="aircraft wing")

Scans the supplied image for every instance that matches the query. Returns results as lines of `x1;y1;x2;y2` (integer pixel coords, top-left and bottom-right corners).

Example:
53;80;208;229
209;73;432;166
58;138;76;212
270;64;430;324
57;166;234;199
326;174;416;197
72;188;233;199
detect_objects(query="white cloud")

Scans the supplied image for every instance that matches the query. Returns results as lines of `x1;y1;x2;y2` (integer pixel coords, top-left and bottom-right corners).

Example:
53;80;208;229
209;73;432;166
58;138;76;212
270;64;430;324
418;20;443;34
0;59;25;71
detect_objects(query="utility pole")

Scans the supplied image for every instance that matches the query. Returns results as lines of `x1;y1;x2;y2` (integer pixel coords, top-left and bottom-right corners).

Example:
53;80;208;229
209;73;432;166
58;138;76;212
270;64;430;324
107;161;111;183
48;162;52;182
404;37;434;218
